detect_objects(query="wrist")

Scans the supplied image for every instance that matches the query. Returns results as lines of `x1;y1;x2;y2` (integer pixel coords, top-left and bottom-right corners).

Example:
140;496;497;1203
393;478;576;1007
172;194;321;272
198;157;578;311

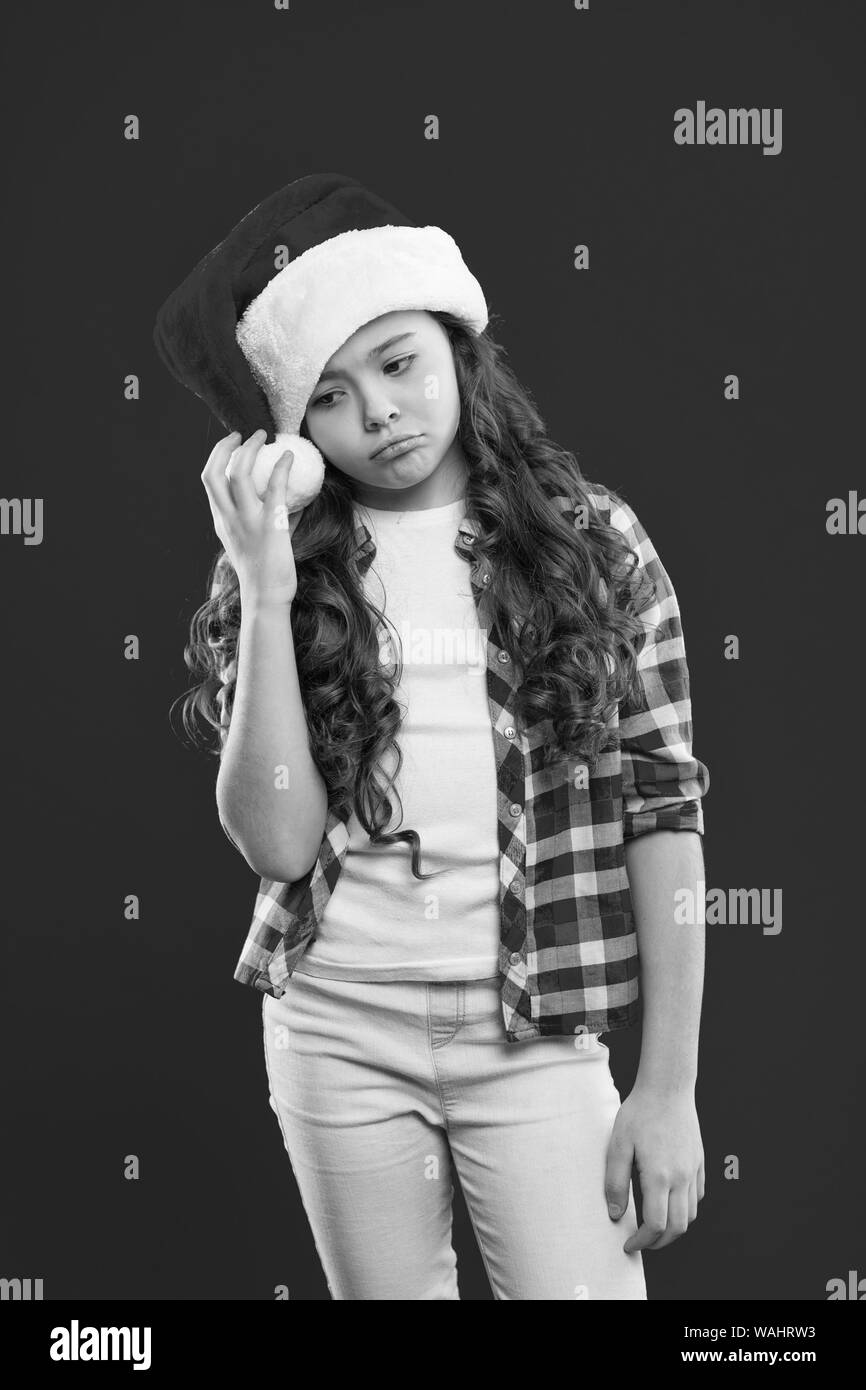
633;1067;697;1100
239;585;294;613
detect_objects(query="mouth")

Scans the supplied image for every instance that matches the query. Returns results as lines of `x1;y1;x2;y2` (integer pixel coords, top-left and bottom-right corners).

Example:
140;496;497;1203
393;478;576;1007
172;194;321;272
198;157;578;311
371;434;423;461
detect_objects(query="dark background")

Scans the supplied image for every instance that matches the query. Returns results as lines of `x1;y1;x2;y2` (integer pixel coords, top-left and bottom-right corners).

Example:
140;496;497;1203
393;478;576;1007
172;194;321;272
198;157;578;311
3;0;863;1300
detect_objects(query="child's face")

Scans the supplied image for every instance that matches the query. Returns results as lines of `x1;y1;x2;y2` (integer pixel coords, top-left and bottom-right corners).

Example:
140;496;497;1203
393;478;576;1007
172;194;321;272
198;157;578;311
302;309;463;502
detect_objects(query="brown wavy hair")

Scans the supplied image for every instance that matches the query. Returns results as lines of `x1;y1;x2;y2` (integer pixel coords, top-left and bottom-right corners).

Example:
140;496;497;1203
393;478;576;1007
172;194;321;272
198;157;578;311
174;310;656;880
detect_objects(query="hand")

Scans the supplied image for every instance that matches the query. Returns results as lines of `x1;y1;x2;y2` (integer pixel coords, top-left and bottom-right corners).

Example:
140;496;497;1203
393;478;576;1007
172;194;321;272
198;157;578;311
604;1083;705;1253
201;429;305;607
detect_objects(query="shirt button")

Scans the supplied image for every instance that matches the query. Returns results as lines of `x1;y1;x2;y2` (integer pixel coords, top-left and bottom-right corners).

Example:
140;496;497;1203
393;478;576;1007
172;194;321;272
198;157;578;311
508;951;522;966
504;726;515;738
498;650;509;663
509;803;521;816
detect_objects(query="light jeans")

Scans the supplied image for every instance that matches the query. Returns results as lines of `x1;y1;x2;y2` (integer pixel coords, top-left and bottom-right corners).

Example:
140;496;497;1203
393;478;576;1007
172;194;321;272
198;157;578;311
262;971;647;1300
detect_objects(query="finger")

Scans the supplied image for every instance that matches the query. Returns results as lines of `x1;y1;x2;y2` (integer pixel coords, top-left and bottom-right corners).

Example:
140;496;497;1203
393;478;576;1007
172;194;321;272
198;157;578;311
272;456;309;542
202;492;230;548
264;448;294;499
623;1187;669;1254
201;431;242;510
645;1186;690;1251
225;429;266;519
604;1137;634;1222
263;451;297;533
696;1159;705;1202
688;1178;698;1223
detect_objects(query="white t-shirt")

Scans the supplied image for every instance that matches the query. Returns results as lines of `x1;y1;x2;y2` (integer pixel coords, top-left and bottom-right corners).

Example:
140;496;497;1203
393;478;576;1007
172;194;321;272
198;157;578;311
293;495;501;981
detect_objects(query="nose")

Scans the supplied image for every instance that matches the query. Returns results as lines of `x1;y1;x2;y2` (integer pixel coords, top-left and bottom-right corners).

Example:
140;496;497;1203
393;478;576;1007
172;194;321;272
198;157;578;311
364;391;400;432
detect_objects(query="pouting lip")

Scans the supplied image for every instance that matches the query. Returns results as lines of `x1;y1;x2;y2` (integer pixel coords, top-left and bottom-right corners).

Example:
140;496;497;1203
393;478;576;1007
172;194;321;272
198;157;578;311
370;433;422;459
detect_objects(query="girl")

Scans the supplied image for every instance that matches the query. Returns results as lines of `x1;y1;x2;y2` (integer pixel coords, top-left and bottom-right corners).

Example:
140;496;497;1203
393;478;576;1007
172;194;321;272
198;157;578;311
157;173;710;1300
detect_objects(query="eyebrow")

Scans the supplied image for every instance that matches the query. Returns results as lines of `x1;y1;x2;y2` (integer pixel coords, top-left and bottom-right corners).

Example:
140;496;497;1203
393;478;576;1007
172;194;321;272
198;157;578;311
315;331;418;384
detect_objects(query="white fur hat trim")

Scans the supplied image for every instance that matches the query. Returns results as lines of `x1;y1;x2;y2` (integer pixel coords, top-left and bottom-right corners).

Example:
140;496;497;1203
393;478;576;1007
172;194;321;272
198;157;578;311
234;224;488;499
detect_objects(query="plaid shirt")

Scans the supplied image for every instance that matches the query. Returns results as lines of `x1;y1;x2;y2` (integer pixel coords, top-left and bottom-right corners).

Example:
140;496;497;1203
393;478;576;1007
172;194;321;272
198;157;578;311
219;481;709;1043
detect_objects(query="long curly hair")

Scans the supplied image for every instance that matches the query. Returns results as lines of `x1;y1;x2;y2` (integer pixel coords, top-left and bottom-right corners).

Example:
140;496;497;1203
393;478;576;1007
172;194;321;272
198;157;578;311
175;310;656;880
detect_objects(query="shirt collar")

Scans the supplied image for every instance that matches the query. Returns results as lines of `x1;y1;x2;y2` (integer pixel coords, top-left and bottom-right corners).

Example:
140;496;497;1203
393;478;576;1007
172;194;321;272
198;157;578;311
351;495;577;570
351;512;480;573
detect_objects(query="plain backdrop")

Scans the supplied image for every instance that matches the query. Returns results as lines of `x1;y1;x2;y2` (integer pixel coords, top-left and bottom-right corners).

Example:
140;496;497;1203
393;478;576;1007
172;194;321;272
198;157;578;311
3;0;863;1300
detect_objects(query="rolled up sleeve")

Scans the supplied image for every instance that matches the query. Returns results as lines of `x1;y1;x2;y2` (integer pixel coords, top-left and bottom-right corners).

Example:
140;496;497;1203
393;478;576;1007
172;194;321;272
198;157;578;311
608;496;710;840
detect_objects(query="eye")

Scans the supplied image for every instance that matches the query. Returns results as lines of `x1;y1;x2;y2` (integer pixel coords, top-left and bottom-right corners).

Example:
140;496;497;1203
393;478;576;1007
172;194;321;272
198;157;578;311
310;354;417;409
385;352;416;375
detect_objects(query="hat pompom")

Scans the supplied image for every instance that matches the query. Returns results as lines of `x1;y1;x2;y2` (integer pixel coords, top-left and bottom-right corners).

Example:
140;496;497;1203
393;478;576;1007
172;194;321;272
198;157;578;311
246;432;326;509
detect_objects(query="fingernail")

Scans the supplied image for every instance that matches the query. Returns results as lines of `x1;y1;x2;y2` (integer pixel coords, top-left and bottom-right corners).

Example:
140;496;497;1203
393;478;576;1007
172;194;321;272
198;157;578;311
608;1203;623;1218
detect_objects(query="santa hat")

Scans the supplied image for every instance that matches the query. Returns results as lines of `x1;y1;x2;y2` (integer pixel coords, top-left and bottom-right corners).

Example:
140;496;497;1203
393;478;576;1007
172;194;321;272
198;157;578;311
153;172;489;503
